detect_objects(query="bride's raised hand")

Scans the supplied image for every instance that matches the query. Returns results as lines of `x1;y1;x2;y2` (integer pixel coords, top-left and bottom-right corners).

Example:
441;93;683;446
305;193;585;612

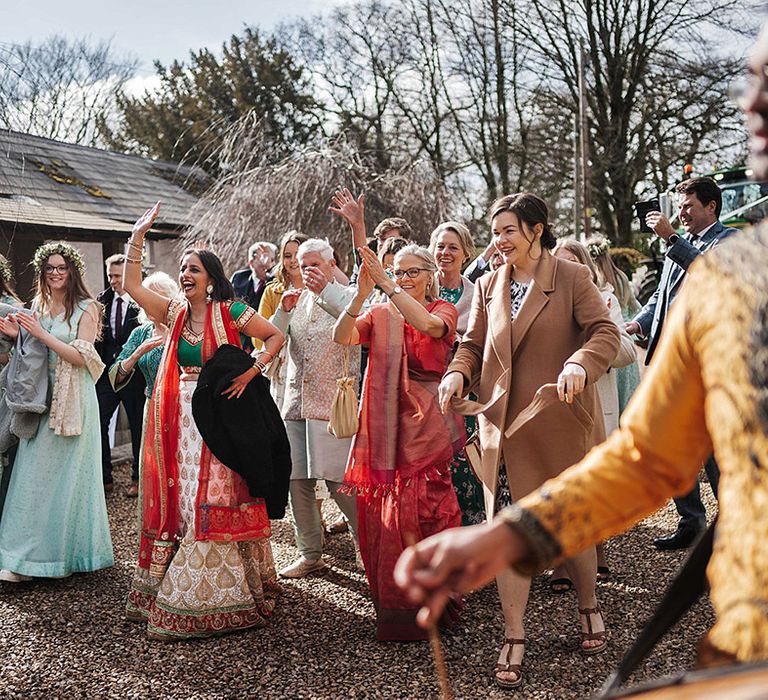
132;201;161;239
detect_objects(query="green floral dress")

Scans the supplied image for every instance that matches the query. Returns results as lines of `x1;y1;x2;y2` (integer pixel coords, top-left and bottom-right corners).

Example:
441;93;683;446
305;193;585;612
440;285;486;525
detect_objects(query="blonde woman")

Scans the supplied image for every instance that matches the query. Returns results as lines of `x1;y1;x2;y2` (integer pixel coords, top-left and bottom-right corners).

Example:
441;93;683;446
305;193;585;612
586;235;642;412
429;222;483;526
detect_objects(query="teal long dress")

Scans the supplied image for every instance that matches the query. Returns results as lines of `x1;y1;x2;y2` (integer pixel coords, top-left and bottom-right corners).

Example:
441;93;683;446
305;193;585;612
440;285;486;526
0;301;114;577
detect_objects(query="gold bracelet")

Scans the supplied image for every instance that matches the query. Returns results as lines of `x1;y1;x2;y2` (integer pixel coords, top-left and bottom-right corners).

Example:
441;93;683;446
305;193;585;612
126;257;142;264
252;359;267;374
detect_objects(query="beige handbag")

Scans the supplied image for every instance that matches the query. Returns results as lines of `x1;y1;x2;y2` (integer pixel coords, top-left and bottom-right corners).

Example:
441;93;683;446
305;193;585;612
327;347;359;439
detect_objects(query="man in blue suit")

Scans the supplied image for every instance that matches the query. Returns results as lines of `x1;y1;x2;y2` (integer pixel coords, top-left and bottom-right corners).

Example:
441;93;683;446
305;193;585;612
626;176;739;549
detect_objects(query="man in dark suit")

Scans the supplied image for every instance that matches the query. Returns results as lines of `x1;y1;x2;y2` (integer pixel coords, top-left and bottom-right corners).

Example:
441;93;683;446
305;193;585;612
626;176;739;549
95;254;145;496
230;241;276;310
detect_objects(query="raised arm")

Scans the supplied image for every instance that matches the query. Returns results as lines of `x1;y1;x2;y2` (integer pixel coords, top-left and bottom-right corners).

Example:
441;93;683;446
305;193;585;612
333;265;374;346
123;202;171;323
329;188;367;250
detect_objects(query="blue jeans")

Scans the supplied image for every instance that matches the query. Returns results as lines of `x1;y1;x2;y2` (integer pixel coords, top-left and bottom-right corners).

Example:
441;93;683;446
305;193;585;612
673;455;719;531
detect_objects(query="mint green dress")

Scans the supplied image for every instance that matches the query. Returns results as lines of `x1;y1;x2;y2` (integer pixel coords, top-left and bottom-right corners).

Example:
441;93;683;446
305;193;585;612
0;301;114;577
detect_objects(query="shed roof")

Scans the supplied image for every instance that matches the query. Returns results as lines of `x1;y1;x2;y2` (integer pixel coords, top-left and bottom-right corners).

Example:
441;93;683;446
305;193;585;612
0;130;210;233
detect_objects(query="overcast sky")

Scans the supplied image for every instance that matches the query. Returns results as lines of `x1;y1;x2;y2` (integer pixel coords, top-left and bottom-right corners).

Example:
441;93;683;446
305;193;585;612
0;0;340;76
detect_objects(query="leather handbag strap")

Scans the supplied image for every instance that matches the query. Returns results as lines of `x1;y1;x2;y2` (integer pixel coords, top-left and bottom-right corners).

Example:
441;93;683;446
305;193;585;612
598;519;716;698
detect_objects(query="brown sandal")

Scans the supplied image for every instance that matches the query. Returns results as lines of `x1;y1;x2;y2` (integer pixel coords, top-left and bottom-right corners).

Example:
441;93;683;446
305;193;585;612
495;637;525;688
579;605;608;655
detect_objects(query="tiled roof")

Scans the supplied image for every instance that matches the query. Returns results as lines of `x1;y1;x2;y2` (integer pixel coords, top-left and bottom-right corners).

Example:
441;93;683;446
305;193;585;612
0;199;135;233
0;129;210;232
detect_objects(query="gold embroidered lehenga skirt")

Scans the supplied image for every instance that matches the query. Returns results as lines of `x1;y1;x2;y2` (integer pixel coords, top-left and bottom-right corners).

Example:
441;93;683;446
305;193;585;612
126;375;280;640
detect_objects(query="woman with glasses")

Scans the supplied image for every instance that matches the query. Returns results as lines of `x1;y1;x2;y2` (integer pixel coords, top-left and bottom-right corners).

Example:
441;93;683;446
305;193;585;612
333;244;466;641
0;242;113;582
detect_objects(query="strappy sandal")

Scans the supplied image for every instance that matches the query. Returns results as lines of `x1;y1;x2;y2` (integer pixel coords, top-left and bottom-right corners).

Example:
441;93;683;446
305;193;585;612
579;605;608;655
495;637;525;689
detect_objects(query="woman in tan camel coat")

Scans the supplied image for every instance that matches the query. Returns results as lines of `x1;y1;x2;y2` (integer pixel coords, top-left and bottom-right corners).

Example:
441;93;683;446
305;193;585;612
439;193;620;688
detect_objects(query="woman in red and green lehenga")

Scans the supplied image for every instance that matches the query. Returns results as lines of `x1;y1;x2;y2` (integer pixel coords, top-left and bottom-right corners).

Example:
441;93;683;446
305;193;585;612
333;244;465;641
122;203;285;640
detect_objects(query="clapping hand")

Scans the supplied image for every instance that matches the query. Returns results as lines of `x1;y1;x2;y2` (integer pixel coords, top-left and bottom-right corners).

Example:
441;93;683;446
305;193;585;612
15;312;46;340
356;263;376;300
303;266;328;295
0;314;20;340
281;289;302;312
329;188;365;228
358;246;390;288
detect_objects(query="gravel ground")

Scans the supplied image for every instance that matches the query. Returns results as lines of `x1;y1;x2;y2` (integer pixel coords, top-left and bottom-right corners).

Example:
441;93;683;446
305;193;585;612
0;459;717;700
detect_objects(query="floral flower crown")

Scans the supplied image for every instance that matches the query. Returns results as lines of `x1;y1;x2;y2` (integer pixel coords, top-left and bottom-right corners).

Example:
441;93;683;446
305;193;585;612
32;241;86;276
587;238;610;260
0;255;12;285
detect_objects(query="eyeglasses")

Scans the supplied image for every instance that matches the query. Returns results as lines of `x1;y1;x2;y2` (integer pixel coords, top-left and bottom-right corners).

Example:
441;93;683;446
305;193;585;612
44;265;69;274
393;267;429;279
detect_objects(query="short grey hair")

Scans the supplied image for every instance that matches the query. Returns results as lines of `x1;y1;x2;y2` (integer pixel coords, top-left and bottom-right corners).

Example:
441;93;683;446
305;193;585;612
394;244;439;301
297;238;334;262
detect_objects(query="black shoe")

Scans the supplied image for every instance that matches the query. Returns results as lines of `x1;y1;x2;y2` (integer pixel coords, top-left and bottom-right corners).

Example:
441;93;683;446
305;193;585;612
653;526;702;551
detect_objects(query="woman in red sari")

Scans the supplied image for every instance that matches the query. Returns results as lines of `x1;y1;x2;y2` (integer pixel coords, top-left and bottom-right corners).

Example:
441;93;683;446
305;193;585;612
122;204;285;640
333;244;465;641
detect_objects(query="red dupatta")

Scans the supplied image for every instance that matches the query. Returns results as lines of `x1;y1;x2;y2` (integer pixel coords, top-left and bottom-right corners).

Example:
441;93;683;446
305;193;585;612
137;301;268;577
344;301;465;494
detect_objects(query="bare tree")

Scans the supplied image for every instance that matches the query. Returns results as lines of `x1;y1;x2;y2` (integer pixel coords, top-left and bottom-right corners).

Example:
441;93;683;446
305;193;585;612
0;36;138;146
182;112;451;271
518;0;757;244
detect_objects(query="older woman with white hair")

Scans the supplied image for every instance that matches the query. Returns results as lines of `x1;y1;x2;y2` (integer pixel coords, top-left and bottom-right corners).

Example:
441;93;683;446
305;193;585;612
271;238;361;578
109;271;180;497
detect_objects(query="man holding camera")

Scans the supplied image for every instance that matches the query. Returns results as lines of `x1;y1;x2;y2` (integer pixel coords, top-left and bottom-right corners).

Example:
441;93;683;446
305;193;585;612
626;177;738;550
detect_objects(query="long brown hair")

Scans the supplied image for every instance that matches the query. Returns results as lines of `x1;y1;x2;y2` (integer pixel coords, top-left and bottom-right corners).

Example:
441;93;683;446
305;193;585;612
274;230;308;288
34;247;97;328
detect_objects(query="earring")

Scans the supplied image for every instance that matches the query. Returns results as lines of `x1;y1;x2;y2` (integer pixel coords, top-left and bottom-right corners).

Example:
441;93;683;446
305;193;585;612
206;284;214;303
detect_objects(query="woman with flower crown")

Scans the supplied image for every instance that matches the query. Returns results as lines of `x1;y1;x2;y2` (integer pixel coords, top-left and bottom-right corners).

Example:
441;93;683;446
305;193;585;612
124;203;286;640
0;242;113;582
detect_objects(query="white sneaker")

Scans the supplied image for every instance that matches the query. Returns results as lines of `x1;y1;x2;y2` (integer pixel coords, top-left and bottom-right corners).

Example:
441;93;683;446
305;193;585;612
278;557;327;579
0;569;32;582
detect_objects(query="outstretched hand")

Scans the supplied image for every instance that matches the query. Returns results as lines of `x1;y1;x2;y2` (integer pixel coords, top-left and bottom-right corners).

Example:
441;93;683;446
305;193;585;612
329;188;365;228
133;201;161;238
356;263;376;300
394;522;526;628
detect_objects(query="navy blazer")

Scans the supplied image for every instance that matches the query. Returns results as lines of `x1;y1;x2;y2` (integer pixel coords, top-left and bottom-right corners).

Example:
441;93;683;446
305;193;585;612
230;269;270;311
95;288;144;389
634;221;739;363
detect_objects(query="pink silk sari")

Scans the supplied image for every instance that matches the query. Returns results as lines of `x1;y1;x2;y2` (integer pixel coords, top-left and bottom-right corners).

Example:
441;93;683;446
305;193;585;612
345;300;465;640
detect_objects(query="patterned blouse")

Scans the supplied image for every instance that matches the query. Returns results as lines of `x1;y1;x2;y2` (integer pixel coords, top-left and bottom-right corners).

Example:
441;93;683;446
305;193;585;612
439;286;463;306
510;279;530;320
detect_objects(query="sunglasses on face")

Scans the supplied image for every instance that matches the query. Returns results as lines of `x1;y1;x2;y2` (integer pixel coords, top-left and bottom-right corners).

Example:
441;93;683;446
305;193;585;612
44;265;69;274
393;267;429;279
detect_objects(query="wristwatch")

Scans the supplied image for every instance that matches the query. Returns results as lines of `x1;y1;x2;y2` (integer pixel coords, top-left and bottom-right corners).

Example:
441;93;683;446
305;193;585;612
668;233;680;245
387;285;403;297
